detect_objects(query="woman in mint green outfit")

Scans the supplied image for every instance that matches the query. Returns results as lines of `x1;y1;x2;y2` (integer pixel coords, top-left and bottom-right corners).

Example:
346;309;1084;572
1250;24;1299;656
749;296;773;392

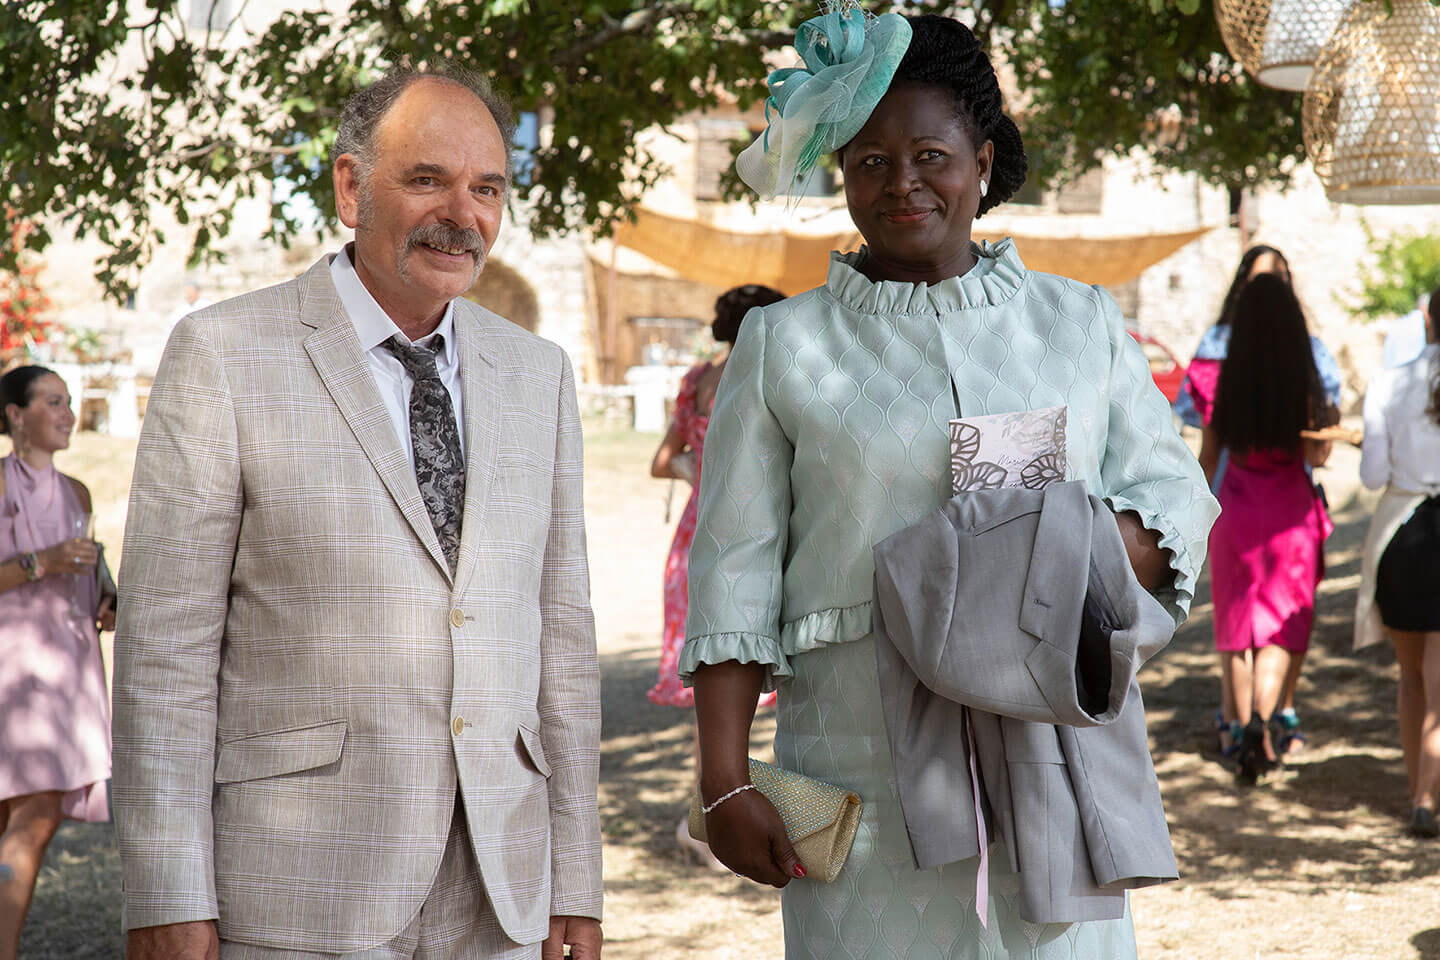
680;12;1217;960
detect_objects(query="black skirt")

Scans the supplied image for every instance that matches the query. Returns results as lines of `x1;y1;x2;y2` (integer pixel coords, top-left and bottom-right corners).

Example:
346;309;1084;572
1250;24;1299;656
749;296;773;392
1377;496;1440;632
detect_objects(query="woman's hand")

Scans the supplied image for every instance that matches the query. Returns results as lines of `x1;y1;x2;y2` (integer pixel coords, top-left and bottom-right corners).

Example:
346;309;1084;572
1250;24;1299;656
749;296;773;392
1113;510;1175;593
702;787;804;887
693;659;804;886
1304;437;1333;469
38;538;98;578
669;451;698;486
97;595;116;632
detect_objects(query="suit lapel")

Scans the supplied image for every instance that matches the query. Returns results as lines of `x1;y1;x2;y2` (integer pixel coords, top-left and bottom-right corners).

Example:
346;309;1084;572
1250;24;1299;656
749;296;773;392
297;257;451;580
452;305;500;595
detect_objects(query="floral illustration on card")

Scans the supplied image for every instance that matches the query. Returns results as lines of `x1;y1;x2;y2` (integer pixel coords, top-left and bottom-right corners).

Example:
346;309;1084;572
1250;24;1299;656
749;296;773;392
949;405;1068;496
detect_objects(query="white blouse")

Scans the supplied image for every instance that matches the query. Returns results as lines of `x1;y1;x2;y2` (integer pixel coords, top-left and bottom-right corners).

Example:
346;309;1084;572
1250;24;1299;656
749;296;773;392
1360;343;1440;494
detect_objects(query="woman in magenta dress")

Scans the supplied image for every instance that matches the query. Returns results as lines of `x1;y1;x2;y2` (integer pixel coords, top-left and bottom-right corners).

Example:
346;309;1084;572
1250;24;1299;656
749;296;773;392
648;285;784;864
1176;245;1343;760
1200;277;1337;784
0;366;114;957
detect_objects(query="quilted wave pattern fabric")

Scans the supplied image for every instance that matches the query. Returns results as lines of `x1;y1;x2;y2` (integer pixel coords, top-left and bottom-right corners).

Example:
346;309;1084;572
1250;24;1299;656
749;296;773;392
681;239;1217;691
774;638;1139;959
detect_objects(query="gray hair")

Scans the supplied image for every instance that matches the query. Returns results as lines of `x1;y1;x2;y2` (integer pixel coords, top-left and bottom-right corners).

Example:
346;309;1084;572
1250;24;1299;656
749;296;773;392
333;63;517;181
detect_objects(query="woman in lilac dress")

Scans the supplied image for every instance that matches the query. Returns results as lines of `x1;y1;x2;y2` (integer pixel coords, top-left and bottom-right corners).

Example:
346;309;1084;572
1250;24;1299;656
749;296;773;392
1200;278;1337;783
0;366;114;956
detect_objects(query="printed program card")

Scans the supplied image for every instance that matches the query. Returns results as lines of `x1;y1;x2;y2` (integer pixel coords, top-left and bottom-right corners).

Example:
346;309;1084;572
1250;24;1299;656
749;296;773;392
949;405;1068;495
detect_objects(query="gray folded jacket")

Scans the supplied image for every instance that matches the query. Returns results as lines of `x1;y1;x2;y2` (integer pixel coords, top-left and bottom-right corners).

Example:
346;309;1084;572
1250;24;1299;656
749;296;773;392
871;480;1179;924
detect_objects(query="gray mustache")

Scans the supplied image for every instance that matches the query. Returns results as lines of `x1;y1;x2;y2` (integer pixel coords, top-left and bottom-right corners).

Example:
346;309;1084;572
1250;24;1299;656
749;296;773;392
407;224;486;258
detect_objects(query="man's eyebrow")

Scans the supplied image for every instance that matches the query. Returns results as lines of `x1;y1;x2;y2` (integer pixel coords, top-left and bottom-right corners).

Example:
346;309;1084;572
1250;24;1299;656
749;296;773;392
402;162;448;178
477;172;510;190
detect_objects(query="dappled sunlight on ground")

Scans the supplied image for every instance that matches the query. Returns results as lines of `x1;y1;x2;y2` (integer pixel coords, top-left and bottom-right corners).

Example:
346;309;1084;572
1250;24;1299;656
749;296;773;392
12;425;1440;959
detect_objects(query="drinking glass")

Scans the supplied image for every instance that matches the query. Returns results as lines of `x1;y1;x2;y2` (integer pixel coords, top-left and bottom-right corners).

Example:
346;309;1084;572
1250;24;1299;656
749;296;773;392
69;513;94;619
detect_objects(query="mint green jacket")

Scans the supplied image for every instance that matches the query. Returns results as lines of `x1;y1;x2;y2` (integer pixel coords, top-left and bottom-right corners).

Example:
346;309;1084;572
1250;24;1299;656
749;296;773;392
681;240;1219;690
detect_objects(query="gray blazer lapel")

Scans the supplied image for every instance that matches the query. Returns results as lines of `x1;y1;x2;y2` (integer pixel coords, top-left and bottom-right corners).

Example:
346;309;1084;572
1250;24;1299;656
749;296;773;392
1018;481;1090;644
297;257;450;579
451;306;500;594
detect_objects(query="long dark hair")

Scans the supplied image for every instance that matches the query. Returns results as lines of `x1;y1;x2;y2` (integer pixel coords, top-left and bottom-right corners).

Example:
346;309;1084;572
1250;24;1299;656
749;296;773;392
1216;245;1292;327
0;365;56;436
1429;287;1440;427
1211;275;1328;456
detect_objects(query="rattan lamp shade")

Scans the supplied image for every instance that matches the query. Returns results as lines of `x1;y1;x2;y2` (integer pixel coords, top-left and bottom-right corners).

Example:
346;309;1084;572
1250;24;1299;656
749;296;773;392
1302;0;1440;204
1214;0;1270;75
1256;0;1351;91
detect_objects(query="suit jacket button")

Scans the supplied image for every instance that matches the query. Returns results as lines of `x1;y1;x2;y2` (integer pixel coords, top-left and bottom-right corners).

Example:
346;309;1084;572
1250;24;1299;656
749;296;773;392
450;608;465;628
452;716;465;737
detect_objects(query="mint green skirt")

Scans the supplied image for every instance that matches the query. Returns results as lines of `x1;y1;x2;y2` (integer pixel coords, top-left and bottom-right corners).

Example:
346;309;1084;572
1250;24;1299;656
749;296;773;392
773;638;1138;960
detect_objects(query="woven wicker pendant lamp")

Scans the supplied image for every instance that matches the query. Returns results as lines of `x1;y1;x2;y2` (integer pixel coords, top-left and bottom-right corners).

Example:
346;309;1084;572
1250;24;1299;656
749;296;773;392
1302;0;1440;204
1256;0;1351;90
1214;0;1271;75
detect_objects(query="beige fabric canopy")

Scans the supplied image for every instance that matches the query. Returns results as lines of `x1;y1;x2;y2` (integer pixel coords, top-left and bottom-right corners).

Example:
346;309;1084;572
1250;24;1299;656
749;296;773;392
612;206;1209;295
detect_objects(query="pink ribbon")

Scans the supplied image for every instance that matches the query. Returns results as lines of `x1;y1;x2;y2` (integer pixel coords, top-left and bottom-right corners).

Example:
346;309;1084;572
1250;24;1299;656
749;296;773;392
965;708;989;930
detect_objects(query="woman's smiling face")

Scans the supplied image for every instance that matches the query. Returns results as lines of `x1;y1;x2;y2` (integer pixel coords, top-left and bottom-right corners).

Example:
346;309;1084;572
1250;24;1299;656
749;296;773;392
840;83;994;285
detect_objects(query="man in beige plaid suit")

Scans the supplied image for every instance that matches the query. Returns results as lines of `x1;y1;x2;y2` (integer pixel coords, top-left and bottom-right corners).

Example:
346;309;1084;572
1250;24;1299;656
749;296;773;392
112;65;602;960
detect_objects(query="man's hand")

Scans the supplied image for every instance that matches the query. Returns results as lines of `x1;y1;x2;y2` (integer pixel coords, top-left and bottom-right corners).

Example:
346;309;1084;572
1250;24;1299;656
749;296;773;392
543;915;601;960
126;920;219;960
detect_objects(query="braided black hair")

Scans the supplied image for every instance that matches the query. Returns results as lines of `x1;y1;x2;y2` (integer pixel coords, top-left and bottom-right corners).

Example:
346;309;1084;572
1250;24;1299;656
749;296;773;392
889;15;1028;218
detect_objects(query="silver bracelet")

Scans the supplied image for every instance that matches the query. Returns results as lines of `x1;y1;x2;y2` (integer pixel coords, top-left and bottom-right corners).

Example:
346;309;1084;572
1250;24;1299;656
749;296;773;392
701;782;756;815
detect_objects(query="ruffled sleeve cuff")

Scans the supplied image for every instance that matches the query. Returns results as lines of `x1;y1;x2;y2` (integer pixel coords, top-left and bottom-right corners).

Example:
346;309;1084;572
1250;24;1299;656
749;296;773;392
1103;490;1212;628
679;632;793;694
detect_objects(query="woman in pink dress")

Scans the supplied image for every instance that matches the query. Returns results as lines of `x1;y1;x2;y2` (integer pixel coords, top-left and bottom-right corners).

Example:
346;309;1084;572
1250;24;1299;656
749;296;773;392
1200;277;1337;784
1176;245;1343;759
0;366;115;956
648;285;784;861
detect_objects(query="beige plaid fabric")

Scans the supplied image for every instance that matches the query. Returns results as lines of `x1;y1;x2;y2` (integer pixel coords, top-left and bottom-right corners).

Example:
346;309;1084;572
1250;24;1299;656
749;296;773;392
113;256;602;954
218;799;538;959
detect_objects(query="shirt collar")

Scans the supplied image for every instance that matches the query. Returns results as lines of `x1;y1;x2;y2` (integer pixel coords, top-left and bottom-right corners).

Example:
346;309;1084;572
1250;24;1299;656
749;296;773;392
331;243;458;364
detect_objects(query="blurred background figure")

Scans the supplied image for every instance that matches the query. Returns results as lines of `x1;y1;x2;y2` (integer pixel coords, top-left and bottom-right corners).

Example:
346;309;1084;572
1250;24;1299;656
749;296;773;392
163;277;213;335
0;365;114;960
1357;289;1440;838
1175;245;1343;761
648;283;784;867
1382;291;1430;372
1200;275;1338;784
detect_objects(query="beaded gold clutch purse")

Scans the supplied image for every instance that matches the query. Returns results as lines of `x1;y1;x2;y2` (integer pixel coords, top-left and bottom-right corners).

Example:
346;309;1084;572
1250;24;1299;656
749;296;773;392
687;758;863;883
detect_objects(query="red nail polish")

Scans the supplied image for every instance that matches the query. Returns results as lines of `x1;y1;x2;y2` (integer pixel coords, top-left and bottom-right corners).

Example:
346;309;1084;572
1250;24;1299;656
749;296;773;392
793;864;806;878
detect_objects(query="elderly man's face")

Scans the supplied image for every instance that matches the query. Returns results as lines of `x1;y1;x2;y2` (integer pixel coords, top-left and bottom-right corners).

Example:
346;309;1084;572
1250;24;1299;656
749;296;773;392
336;78;508;330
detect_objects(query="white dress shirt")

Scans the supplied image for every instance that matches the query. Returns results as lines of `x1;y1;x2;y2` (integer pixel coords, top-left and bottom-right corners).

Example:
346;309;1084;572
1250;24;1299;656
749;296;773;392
330;246;466;472
1360;342;1440;495
1382;309;1428;371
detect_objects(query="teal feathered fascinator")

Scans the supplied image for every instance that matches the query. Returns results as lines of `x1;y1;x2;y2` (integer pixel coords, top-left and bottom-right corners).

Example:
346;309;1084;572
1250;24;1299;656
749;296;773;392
735;8;912;200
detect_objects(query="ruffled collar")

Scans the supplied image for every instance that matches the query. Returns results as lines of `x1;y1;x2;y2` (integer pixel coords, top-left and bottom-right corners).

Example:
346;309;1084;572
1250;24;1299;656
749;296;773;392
824;238;1027;314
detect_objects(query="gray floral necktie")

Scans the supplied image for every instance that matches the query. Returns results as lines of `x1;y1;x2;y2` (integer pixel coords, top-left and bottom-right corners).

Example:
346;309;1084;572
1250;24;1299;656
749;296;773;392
382;334;465;573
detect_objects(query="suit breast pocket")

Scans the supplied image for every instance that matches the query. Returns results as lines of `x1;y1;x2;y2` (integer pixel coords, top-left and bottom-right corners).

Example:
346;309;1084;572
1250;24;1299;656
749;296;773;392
214;718;348;783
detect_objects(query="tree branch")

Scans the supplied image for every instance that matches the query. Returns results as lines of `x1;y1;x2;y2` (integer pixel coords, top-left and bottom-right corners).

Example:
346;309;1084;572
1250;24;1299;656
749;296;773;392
550;3;695;67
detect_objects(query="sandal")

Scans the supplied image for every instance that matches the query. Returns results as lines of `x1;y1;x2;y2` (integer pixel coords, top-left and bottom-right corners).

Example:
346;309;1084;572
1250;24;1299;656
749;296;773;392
1235;716;1272;785
1274;708;1306;758
1216;710;1243;758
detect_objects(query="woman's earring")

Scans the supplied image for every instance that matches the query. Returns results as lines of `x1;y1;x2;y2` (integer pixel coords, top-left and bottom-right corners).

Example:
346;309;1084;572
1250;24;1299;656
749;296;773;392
979;180;989;198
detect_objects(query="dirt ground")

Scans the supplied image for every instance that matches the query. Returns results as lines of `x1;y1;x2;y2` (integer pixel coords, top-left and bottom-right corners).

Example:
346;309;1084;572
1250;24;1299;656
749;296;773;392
12;422;1440;959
